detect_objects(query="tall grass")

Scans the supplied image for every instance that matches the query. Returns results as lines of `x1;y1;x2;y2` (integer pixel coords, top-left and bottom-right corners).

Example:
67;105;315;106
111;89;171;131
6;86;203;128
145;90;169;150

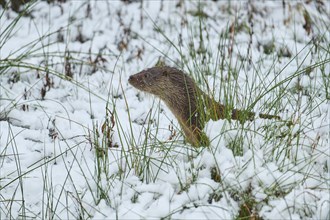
140;1;330;219
0;2;115;219
0;1;329;219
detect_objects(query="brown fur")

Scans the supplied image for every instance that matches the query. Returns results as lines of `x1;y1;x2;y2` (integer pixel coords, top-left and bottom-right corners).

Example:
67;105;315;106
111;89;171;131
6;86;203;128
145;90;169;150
128;66;280;147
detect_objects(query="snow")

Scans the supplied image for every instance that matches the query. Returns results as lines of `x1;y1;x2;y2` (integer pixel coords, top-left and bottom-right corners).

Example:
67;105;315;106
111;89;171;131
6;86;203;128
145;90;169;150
1;1;329;219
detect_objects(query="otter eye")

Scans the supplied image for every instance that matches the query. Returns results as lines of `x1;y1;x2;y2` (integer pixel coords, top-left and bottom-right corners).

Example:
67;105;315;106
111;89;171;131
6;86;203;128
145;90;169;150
142;72;151;84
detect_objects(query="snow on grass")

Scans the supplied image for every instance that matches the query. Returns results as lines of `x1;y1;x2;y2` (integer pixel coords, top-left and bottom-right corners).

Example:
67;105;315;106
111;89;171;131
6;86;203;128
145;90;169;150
0;1;329;219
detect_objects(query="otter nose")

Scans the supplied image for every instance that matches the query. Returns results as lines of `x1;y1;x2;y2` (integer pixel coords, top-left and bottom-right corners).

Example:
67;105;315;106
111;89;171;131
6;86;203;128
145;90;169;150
128;75;135;83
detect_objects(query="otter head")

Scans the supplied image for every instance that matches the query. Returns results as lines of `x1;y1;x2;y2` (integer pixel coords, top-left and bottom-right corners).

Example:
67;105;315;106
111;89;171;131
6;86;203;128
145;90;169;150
128;67;176;97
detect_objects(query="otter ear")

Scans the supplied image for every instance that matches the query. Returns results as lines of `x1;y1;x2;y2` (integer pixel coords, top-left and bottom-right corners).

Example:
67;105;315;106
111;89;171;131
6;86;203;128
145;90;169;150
162;70;169;77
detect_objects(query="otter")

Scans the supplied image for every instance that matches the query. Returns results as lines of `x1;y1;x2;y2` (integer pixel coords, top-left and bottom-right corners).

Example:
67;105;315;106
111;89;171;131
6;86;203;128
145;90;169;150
128;66;280;147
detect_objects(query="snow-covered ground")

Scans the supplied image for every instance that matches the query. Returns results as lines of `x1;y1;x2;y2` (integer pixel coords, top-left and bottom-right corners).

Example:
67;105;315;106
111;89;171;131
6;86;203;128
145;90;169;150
1;1;329;219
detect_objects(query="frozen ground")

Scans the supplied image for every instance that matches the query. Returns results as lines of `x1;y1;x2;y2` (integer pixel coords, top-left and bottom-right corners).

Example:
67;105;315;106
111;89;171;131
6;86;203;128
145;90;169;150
0;1;329;219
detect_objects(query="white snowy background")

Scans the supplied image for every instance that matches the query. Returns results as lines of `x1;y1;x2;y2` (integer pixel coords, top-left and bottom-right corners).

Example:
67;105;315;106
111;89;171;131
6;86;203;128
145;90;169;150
0;1;329;219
